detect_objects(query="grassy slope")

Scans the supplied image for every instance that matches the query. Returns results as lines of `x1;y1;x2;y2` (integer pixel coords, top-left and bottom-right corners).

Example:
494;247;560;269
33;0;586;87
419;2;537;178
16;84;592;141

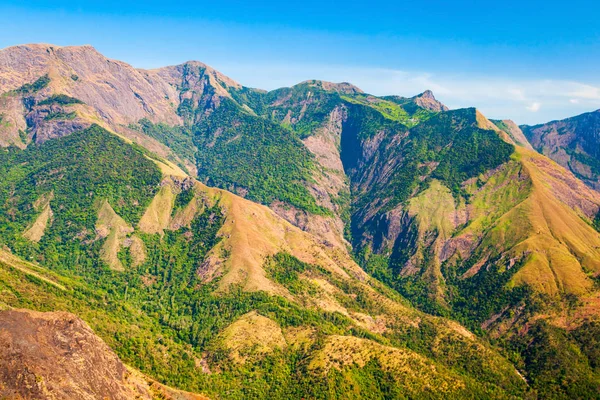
0;125;530;399
341;107;600;397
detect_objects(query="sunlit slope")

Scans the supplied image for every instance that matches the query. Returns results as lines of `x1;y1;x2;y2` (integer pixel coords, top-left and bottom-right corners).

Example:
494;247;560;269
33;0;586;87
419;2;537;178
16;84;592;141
0;125;528;398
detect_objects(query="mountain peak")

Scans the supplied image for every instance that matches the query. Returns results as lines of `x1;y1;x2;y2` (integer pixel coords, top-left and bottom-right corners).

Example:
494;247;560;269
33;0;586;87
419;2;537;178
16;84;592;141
297;79;364;95
411;90;448;112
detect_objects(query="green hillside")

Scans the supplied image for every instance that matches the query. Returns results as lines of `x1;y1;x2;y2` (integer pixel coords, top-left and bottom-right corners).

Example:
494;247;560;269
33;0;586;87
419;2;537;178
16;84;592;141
0;125;533;399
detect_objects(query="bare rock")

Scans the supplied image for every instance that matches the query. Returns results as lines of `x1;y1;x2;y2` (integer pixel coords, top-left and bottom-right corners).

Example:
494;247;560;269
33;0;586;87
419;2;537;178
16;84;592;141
0;308;152;400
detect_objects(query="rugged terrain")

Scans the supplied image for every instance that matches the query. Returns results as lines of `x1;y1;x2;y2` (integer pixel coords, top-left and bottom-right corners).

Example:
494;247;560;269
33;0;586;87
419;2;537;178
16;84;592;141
1;43;600;398
521;109;600;190
0;308;207;400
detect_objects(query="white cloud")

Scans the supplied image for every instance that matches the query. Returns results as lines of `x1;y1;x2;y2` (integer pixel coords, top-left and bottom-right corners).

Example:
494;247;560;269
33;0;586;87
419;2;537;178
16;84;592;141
570;98;580;104
526;102;541;112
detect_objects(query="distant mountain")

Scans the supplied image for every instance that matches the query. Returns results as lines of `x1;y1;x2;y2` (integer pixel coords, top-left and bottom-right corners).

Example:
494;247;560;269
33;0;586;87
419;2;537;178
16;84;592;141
522;109;600;190
1;43;600;398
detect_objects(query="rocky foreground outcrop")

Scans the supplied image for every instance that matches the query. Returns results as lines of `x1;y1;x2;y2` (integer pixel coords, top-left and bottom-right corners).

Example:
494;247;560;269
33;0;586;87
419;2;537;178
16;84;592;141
0;308;207;400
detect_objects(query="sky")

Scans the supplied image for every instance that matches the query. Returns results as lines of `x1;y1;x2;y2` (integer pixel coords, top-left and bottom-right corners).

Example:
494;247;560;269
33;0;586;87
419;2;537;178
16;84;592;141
1;0;599;124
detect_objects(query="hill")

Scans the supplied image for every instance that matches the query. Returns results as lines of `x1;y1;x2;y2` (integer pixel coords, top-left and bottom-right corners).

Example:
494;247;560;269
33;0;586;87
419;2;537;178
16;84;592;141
0;308;207;400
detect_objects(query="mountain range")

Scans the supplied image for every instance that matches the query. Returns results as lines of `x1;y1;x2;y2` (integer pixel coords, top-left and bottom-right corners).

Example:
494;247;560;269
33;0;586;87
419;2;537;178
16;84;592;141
1;44;600;399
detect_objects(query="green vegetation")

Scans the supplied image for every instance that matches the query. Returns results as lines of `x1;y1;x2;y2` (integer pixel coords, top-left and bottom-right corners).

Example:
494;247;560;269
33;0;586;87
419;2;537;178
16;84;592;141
342;94;435;127
38;94;84;106
2;63;598;399
138;118;196;164
569;148;600;176
194;99;329;215
44;111;77;121
346;108;514;220
14;74;50;94
509;320;600;399
264;83;341;138
173;185;195;212
0;123;530;397
0;125;161;254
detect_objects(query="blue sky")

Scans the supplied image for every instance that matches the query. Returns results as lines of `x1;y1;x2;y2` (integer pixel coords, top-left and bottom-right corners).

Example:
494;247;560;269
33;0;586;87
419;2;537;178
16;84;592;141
1;0;599;124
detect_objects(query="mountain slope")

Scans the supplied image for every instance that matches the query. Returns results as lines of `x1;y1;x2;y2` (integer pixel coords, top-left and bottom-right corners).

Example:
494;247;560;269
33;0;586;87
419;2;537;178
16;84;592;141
0;124;531;398
2;43;600;398
0;308;207;400
522;109;600;191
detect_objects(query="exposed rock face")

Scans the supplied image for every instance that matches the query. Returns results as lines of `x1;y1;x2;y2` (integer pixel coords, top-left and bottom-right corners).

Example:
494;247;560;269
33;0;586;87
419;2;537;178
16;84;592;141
0;44;181;126
298;79;364;95
0;308;152;400
153;61;246;123
522;109;600;191
411;90;449;112
491;119;533;149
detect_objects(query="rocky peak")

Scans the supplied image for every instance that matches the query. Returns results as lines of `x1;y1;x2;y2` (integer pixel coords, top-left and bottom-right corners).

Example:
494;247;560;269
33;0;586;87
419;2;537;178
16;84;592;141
298;79;364;95
411;90;448;112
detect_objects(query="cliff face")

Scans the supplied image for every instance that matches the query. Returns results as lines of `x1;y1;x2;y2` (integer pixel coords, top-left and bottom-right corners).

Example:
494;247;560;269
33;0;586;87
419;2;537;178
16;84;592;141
522;109;600;191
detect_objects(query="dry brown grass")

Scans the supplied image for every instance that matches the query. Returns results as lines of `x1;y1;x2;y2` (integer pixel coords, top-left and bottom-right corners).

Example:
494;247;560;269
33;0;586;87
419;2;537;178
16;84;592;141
0;249;66;291
220;311;286;364
138;183;176;235
309;335;465;393
129;235;147;268
197;181;366;294
169;194;201;230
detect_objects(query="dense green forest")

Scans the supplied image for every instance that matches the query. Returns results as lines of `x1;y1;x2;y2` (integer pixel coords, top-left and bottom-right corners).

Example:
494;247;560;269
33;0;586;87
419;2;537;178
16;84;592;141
193;99;329;215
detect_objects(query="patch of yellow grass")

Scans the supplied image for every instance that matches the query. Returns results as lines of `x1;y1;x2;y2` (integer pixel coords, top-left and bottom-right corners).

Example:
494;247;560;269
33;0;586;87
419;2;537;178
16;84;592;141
220;311;286;364
169;194;201;230
408;179;457;239
309;335;464;393
96;200;133;271
129;235;146;268
454;147;600;297
138;183;176;235
146;155;188;178
404;180;459;301
23;193;54;242
197;181;366;294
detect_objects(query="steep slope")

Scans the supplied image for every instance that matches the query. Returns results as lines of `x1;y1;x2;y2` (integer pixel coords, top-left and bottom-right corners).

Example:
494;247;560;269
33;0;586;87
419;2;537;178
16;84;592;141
343;106;600;397
0;45;450;249
2;44;600;398
0;124;530;398
491;119;534;149
0;44;233;173
0;308;208;400
522;109;600;190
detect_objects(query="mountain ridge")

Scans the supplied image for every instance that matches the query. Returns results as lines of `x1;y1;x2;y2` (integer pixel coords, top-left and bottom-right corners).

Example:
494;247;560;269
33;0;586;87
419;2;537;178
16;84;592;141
2;43;600;398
